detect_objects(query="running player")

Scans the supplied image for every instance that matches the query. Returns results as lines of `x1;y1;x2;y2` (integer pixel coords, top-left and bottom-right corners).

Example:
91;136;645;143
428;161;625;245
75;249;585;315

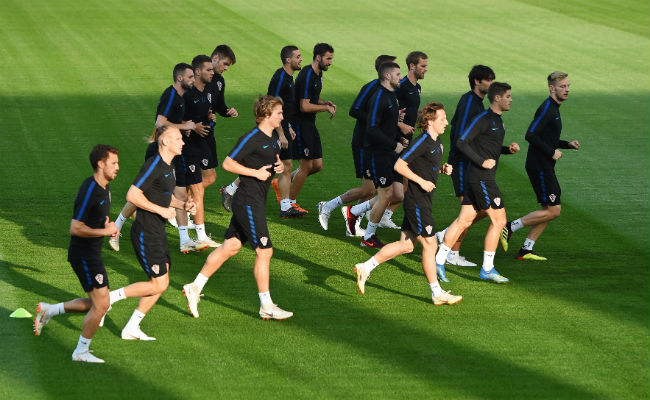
182;54;220;248
351;61;404;248
267;45;306;218
182;95;292;320
435;65;495;267
500;71;579;260
288;43;337;213
108;126;197;340
434;82;520;283
317;55;396;233
354;102;462;305
34;144;119;363
110;63;202;254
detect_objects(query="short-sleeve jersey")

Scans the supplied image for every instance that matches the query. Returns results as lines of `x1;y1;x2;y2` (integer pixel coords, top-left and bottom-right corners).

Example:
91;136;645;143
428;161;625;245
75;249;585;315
448;90;486;164
267;68;297;123
294;65;322;124
364;85;400;153
396;77;421;129
400;133;443;205
182;85;213;157
349;79;380;148
207;74;229;118
456;109;512;181
69;177;111;255
131;154;176;236
228;127;280;206
525;97;570;170
156;86;185;124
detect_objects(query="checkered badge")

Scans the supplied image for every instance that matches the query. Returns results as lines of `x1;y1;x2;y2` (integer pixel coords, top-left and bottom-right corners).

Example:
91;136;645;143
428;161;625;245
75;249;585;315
95;274;103;285
366;169;371;178
152;264;160;274
207;93;212;103
380;177;386;185
217;81;223;91
260;237;268;246
304;148;310;157
189;164;196;172
425;225;433;235
549;194;556;202
494;197;501;207
202;159;209;166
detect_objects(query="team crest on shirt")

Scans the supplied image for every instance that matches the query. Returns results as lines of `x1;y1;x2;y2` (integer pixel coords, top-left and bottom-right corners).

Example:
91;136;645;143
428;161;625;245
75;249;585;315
494;197;501;207
217;81;223;91
95;274;103;284
108;191;112;203
202;159;209;166
189;164;196;172
304;148;310;157
380;177;386;185
425;225;433;235
549;194;556;202
260;237;268;246
207;93;212;103
152;264;160;274
366;169;371;178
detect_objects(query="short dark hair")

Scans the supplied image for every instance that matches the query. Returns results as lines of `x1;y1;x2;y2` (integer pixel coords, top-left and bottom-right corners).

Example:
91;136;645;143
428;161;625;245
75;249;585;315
192;55;212;72
468;65;495;89
211;44;236;64
374;54;396;72
405;51;427;69
313;43;334;60
173;62;192;82
89;144;118;171
281;45;299;64
487;82;512;103
378;62;400;81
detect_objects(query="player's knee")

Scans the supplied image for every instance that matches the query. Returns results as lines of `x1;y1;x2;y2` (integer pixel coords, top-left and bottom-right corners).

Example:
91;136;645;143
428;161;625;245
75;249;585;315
401;240;414;254
224;239;242;255
93;296;110;315
549;205;561;219
256;247;273;260
391;190;404;203
310;164;322;174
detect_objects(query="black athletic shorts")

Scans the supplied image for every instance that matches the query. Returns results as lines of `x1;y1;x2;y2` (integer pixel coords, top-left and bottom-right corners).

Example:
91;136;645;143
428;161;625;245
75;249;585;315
401;200;435;237
527;168;561;206
451;160;469;198
352;146;366;179
279;121;294;161
462;179;505;210
181;154;204;186
204;135;219;169
363;151;399;188
293;121;322;159
225;203;273;250
68;252;109;292
172;156;187;187
130;224;171;278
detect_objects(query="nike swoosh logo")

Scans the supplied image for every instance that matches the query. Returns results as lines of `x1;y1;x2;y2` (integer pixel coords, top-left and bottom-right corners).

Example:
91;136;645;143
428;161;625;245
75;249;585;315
194;99;200;103
491;127;499;131
99;200;105;205
263;145;270;149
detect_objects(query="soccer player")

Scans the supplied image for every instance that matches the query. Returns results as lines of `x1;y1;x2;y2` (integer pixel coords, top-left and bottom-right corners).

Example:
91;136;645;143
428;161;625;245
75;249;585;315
288;43;337;213
354;102;462;305
267;45;306;218
500;71;579;260
108;125;197;340
34;144;119;363
110;63;202;254
317;55;397;232
434;82;520;283
182;95;293;320
435;65;495;267
181;54;220;248
350;61;404;248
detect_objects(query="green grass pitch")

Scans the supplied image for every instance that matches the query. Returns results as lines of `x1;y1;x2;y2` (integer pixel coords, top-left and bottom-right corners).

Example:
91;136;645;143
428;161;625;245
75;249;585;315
0;0;648;399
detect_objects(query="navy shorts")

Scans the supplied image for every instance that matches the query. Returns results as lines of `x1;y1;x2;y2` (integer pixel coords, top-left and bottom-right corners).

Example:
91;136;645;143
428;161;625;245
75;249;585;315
462;179;505;210
225;203;272;250
130;224;171;278
527;168;561;206
450;160;470;198
293;121;322;159
68;252;109;292
363;151;399;188
401;200;435;237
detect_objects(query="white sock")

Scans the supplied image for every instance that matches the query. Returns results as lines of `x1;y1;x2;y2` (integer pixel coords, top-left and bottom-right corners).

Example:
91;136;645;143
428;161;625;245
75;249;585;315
195;224;208;241
109;288;126;305
74;335;91;353
511;218;524;232
435;244;451;265
280;199;292;212
482;251;496;272
439;226;449;238
115;213;128;231
324;196;343;213
48;302;65;317
289;199;296;205
258;291;273;308
125;309;146;330
178;226;190;243
383;209;393;219
193;273;209;293
363;256;380;274
523;238;535;251
429;281;443;297
225;182;238;196
364;221;378;240
448;250;459;259
350;200;371;216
